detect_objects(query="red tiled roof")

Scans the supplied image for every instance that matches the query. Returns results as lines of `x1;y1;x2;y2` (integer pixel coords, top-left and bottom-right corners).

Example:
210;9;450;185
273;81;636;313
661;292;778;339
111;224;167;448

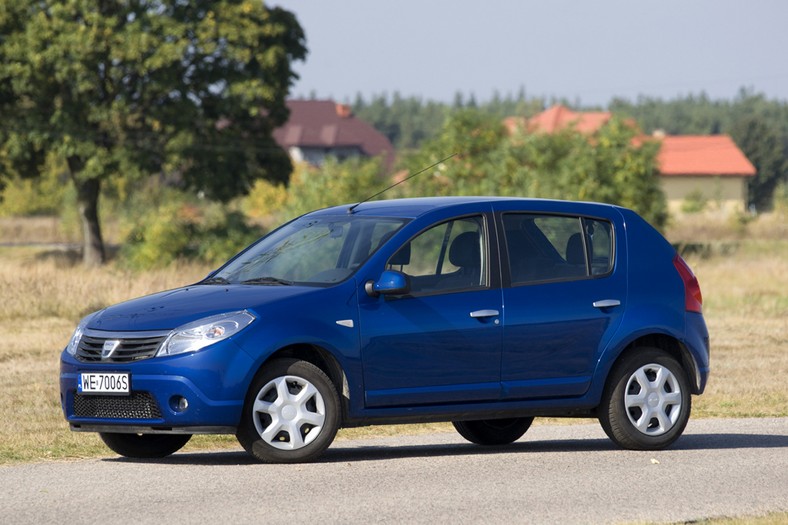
273;100;394;162
657;135;756;177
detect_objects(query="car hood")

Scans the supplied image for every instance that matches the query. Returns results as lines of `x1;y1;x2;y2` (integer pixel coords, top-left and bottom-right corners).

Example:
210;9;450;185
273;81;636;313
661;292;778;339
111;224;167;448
88;284;324;332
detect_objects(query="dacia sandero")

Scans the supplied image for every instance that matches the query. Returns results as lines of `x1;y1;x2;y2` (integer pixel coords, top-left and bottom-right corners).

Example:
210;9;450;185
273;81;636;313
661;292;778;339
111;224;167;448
60;197;709;463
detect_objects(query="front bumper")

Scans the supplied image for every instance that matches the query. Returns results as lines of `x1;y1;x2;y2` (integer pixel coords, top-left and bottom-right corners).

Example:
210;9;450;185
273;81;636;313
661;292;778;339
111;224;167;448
60;339;256;432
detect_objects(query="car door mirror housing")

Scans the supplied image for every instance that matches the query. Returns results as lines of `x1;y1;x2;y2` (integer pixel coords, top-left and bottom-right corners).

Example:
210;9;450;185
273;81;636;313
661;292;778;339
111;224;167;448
365;270;410;297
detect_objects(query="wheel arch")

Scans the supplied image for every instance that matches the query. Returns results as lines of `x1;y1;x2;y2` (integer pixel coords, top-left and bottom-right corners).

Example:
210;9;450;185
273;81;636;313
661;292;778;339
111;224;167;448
605;333;702;394
262;344;350;422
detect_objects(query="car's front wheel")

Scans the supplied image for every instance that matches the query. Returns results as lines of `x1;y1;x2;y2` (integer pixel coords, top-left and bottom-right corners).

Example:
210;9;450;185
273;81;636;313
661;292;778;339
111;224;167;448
99;432;192;458
599;348;691;450
452;417;534;445
236;359;340;463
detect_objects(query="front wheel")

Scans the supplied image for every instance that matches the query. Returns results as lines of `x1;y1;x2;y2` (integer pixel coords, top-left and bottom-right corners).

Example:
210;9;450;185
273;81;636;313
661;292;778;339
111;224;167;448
599;348;691;450
99;432;192;458
236;359;340;463
452;417;534;446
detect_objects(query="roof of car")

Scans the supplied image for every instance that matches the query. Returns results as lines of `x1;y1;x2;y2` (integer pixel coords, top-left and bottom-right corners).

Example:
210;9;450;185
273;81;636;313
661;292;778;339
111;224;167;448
309;197;621;219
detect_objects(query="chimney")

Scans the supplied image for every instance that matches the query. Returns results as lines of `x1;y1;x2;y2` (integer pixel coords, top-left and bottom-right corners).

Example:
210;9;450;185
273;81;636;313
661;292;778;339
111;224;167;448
335;103;352;118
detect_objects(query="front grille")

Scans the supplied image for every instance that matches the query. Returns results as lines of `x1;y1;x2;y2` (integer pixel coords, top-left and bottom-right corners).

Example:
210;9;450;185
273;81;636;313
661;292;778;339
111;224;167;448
73;392;162;419
76;333;167;363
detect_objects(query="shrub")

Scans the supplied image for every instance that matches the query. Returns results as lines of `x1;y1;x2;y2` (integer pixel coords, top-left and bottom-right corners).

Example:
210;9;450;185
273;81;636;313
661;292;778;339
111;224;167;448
121;202;196;269
120;197;263;270
681;190;708;214
0;156;70;217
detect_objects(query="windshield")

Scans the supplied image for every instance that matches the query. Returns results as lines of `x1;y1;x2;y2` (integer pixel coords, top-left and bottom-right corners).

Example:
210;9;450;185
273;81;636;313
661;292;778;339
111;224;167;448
210;215;408;285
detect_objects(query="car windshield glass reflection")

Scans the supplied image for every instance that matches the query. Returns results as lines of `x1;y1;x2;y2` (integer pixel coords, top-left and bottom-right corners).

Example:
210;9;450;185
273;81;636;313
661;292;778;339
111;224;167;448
211;216;407;285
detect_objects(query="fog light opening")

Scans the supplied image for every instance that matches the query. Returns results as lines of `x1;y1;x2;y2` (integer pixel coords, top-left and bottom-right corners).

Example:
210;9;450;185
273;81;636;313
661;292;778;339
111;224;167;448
170;396;189;413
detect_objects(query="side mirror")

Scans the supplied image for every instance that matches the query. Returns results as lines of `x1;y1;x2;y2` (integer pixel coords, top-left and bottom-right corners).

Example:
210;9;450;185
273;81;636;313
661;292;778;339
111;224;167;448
365;270;410;297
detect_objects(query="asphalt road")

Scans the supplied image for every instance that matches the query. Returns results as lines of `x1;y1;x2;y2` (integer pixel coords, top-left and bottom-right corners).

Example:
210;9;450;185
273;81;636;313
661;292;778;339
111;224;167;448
1;417;786;524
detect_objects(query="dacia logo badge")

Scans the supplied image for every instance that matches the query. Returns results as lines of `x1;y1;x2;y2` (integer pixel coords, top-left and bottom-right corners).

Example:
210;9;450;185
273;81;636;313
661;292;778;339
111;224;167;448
102;340;121;359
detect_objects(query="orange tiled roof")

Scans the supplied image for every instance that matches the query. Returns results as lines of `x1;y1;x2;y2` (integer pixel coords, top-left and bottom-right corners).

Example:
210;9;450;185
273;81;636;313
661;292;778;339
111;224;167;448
657;135;756;177
528;104;613;134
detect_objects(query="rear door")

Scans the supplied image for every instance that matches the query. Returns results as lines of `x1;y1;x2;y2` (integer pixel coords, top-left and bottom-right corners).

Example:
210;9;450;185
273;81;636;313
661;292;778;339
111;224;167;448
497;209;626;399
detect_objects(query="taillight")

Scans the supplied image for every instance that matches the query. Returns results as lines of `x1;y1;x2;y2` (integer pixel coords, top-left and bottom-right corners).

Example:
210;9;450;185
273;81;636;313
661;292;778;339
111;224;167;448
673;254;703;313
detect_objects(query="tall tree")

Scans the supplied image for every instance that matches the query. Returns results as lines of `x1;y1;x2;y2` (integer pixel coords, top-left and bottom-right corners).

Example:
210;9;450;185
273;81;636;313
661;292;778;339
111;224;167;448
730;116;787;211
0;0;306;265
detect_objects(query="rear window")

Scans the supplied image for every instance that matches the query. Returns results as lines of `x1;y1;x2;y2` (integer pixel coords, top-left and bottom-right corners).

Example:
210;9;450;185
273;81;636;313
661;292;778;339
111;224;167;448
502;214;613;285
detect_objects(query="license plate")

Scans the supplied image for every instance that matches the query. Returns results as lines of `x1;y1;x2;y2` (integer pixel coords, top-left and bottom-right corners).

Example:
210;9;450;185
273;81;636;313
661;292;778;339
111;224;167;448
78;372;130;395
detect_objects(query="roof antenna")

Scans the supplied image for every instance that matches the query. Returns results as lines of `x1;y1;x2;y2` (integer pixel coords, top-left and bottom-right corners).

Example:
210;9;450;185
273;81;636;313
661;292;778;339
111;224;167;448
347;153;457;214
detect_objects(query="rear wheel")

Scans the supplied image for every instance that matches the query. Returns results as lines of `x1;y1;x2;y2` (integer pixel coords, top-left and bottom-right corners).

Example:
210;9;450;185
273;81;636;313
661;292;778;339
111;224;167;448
236;359;340;463
99;432;192;458
452;417;534;446
599;348;691;450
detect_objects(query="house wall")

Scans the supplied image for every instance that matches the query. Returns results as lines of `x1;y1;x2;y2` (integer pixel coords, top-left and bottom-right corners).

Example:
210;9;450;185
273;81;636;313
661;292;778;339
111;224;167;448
660;175;749;214
289;146;365;166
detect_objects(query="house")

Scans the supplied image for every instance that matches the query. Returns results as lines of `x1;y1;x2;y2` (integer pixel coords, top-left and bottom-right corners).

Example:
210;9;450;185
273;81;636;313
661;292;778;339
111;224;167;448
507;105;756;213
504;104;615;135
656;135;756;214
273;100;394;169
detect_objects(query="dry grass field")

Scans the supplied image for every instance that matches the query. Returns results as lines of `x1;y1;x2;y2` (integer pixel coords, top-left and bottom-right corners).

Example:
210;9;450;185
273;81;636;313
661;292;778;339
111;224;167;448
0;212;785;464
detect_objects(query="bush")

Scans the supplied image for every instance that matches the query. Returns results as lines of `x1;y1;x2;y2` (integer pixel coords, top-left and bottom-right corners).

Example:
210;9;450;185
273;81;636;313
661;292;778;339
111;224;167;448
243;158;386;223
0;156;70;217
681;190;708;214
120;198;263;270
121;202;196;269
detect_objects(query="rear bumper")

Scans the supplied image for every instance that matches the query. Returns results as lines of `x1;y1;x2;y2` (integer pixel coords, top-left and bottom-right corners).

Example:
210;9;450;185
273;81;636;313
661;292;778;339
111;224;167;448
684;312;710;394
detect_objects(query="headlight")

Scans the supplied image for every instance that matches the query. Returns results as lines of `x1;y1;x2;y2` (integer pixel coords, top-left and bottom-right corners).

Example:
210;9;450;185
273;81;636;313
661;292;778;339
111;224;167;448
66;312;99;356
158;310;256;357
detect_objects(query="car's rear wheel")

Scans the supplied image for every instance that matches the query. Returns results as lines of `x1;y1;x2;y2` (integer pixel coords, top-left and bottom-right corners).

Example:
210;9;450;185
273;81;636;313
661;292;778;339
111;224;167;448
599;348;691;450
99;432;192;458
236;359;340;463
452;417;534;445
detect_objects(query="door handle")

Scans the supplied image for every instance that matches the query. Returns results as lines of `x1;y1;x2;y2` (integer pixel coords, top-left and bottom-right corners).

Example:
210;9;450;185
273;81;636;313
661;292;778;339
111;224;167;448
593;299;621;309
470;309;500;318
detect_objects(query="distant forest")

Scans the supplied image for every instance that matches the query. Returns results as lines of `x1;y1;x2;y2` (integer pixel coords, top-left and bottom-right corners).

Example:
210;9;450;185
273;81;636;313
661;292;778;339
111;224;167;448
351;88;788;210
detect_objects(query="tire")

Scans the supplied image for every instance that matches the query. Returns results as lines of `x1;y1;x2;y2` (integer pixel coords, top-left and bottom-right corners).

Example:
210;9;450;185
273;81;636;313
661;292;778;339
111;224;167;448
599;348;691;450
99;432;192;458
452;417;534;446
236;359;340;463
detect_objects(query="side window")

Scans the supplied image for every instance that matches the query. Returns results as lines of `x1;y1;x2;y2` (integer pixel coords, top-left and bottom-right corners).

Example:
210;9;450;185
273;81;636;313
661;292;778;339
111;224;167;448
503;214;613;284
387;216;486;294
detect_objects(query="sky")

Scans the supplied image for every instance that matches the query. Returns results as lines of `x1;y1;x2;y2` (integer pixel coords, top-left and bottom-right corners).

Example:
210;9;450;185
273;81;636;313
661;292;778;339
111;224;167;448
270;0;788;108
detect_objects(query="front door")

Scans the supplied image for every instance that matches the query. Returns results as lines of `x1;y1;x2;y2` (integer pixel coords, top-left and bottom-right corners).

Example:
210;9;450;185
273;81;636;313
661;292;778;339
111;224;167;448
358;216;503;408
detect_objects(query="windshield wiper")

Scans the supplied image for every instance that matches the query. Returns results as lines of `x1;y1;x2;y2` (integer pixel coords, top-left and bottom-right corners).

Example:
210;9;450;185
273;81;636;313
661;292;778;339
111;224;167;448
201;276;231;285
240;276;294;286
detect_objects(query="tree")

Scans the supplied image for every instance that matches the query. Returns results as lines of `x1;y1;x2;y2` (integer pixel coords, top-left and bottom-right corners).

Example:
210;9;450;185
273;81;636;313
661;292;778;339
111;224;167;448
0;1;306;265
730;116;787;211
397;110;506;197
399;110;666;229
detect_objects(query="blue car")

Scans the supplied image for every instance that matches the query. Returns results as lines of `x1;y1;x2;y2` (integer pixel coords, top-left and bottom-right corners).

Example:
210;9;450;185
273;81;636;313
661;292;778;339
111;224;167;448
60;197;709;463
